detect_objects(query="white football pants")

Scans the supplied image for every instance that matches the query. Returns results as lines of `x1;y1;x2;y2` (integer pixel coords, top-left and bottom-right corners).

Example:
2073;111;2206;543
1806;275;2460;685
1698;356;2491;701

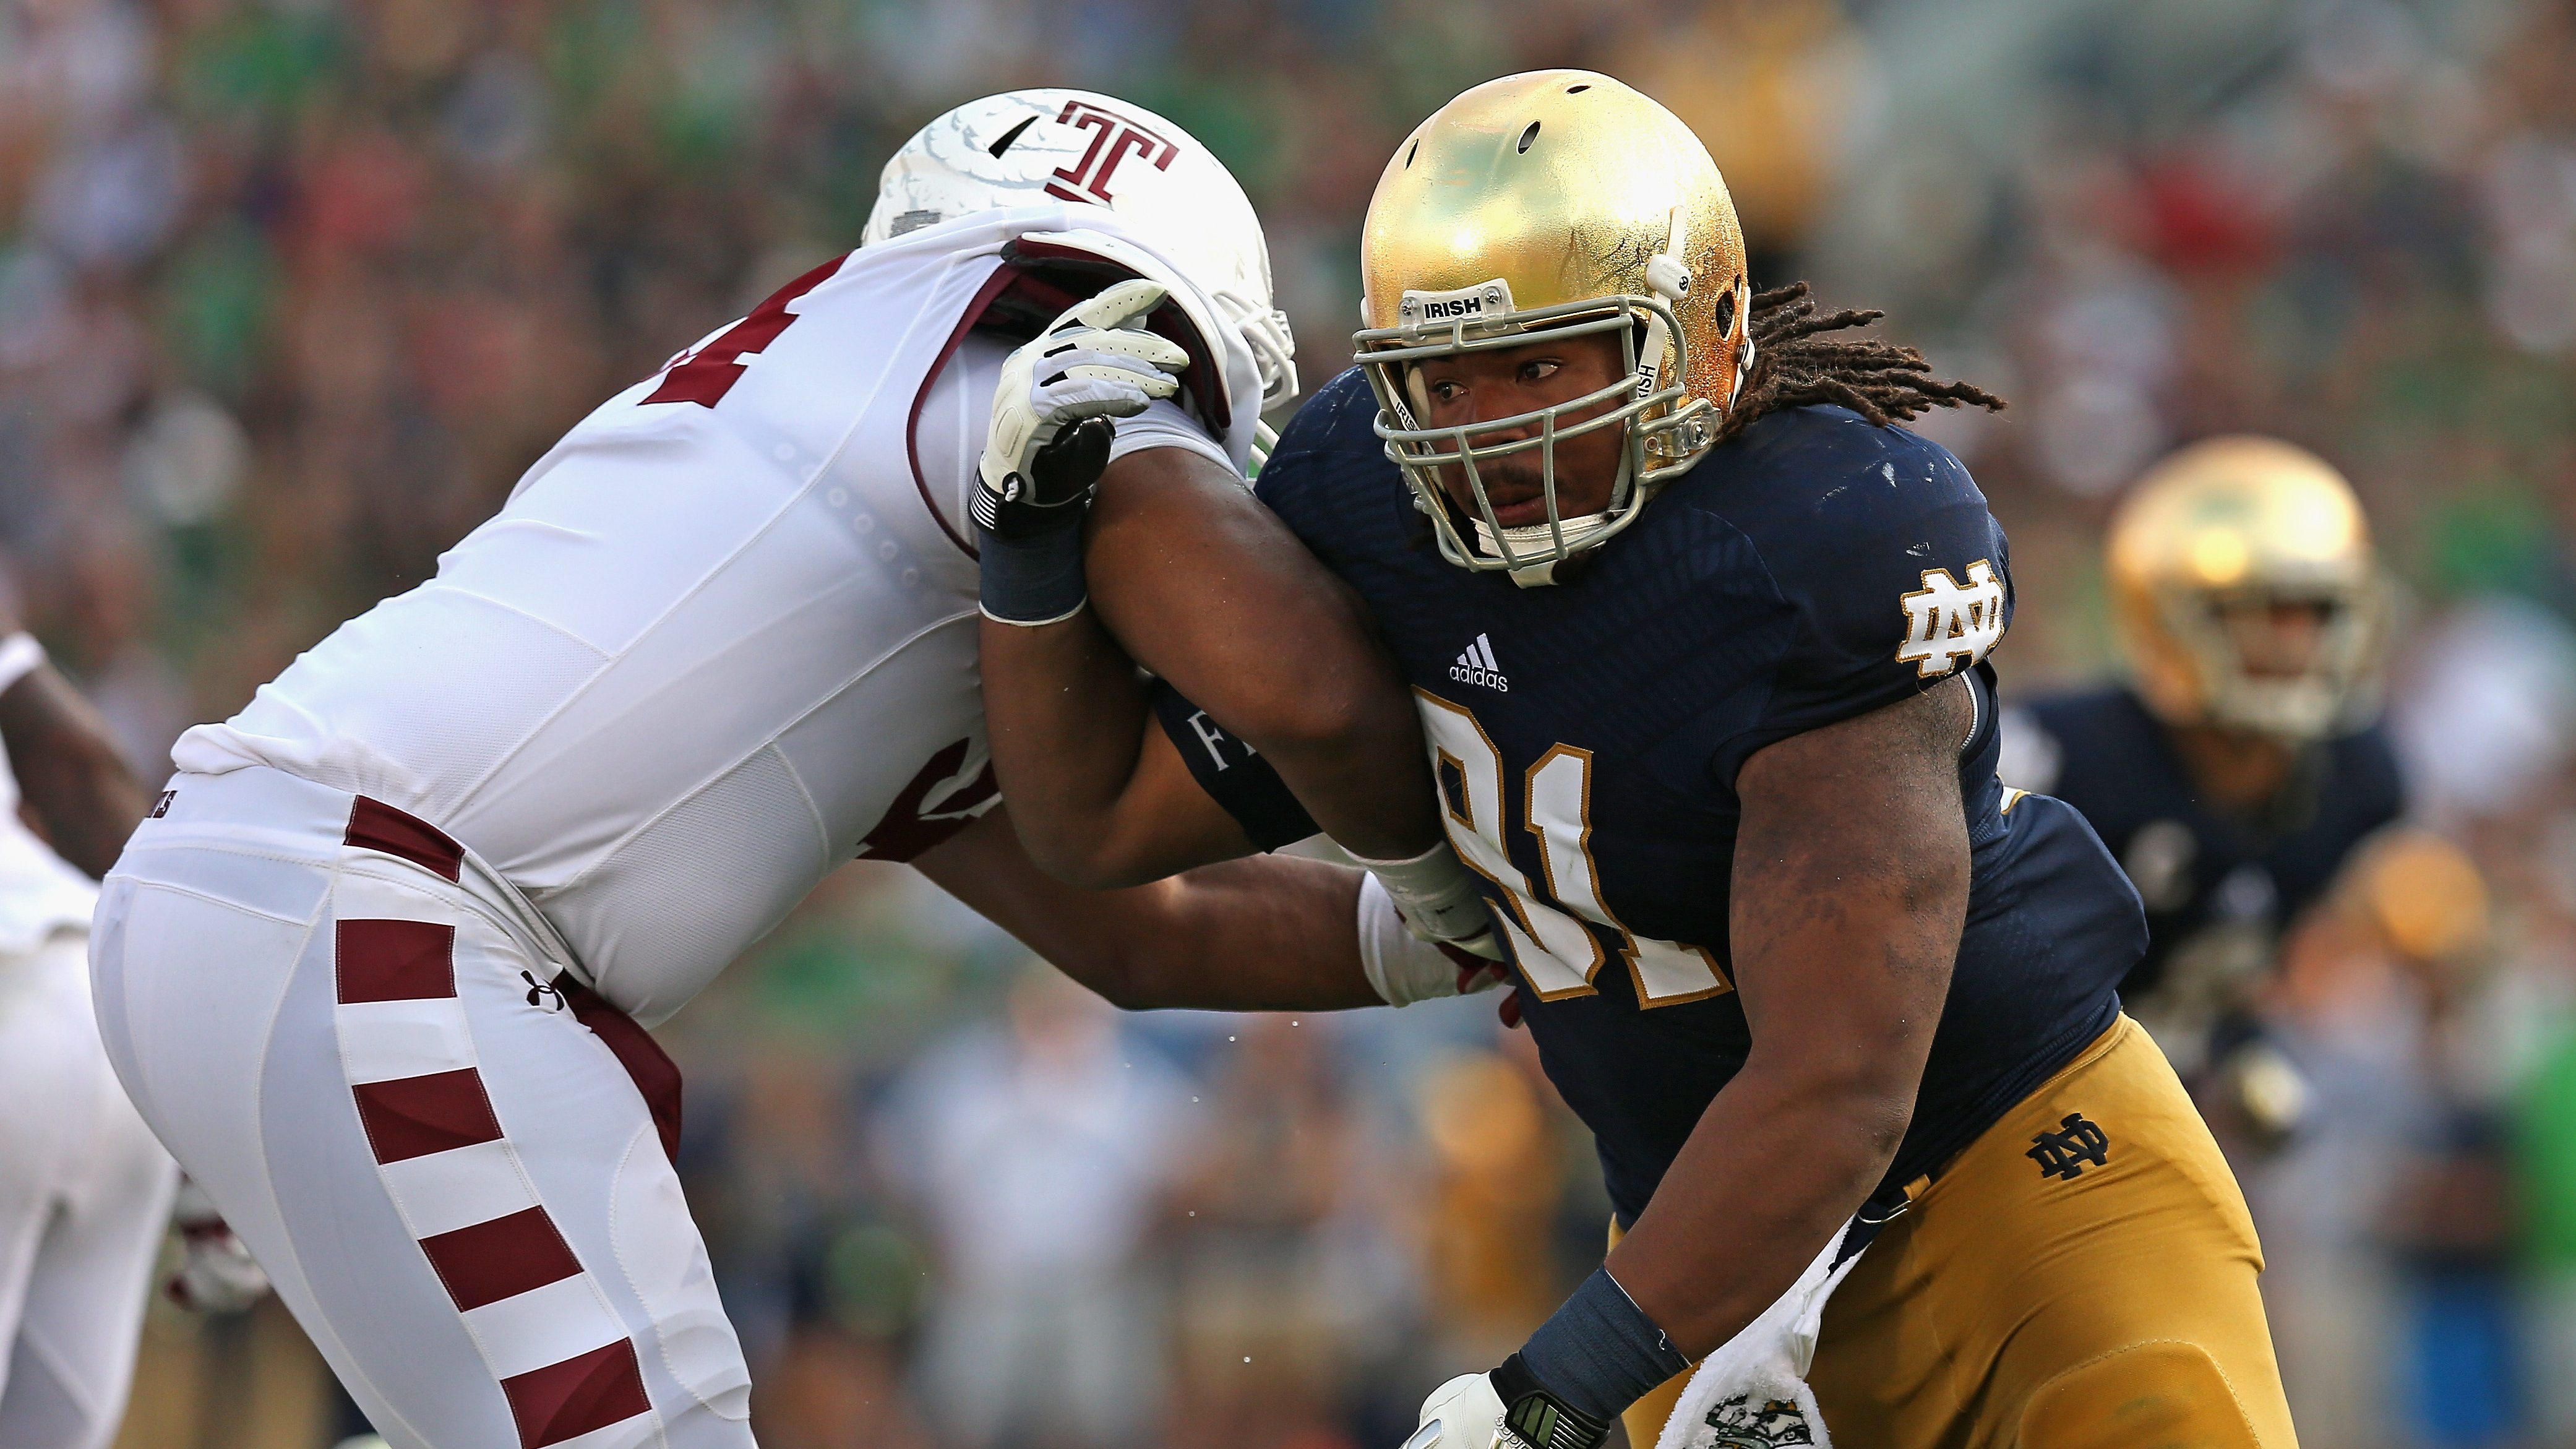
0;929;175;1449
90;766;755;1449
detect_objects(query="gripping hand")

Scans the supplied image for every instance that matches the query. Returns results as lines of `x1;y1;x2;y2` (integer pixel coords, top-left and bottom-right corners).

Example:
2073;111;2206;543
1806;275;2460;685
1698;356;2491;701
974;278;1189;624
974;277;1188;535
1404;1372;1511;1449
1359;873;1513;1006
1403;1367;1610;1449
1354;840;1506;962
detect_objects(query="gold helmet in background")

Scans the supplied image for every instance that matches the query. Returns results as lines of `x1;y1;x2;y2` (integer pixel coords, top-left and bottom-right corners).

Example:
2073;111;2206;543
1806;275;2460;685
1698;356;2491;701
1354;71;1752;586
2107;436;2387;739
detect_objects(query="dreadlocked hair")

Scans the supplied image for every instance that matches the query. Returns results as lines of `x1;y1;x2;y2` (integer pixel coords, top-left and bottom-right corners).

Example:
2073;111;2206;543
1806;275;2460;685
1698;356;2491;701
1713;282;2006;446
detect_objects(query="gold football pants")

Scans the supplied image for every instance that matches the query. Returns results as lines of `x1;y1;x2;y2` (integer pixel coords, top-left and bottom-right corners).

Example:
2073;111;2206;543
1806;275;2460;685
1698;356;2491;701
1615;1015;2296;1449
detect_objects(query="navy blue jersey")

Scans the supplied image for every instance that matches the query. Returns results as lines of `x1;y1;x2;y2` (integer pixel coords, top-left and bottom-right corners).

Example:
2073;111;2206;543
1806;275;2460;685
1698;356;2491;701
2008;686;2402;996
1258;371;2145;1223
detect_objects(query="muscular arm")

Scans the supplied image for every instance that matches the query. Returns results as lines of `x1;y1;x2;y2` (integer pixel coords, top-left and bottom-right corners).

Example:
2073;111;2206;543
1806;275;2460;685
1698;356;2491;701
1605;676;1971;1356
911;806;1383;1012
0;642;153;880
980;445;1440;888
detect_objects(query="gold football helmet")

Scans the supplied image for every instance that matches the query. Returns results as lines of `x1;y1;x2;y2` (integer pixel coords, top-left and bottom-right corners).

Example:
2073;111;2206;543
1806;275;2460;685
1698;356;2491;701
2107;437;2386;739
1354;71;1752;586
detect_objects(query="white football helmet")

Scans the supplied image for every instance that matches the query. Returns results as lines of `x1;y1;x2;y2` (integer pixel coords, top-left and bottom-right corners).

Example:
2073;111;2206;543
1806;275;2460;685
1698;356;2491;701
865;89;1297;415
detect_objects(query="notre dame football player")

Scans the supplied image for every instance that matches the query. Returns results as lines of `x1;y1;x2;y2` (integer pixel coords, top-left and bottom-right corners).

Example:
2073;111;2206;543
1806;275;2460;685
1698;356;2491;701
974;71;2297;1449
2001;438;2400;1140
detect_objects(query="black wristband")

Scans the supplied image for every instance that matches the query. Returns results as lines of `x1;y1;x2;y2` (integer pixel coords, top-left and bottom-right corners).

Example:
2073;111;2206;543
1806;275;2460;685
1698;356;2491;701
1514;1266;1694;1422
976;523;1088;626
1490;1352;1611;1449
1148;682;1321;849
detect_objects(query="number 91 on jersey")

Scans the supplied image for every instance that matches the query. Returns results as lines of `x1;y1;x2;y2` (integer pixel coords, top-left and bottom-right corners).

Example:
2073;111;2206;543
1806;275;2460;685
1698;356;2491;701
1415;691;1732;1008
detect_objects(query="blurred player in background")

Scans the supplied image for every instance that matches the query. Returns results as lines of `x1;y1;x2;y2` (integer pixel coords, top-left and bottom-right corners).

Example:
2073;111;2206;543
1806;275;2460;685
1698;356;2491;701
2000;438;2401;1145
87;90;1493;1449
0;598;210;1449
977;71;2296;1449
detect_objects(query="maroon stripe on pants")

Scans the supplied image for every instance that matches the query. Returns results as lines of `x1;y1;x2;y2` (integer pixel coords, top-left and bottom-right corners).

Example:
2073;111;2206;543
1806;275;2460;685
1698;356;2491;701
334;919;457;1004
350;1068;504;1164
345;796;465;881
559;978;682;1165
416;1206;584;1312
500;1339;651;1447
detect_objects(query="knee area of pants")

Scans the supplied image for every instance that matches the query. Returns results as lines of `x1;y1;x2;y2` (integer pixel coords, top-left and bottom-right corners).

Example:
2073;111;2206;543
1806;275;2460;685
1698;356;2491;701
2019;1340;2265;1449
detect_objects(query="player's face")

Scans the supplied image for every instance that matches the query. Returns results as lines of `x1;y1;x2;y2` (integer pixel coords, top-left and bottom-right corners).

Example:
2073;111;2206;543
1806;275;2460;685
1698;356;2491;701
1411;332;1629;526
2213;598;2335;680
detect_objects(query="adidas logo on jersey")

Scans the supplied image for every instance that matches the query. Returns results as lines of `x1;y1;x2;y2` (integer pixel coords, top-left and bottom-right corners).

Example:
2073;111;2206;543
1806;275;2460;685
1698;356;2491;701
1450;634;1509;692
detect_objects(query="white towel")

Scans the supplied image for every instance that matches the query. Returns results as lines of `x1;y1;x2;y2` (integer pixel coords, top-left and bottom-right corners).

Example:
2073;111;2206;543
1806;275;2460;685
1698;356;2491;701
1652;1223;1871;1449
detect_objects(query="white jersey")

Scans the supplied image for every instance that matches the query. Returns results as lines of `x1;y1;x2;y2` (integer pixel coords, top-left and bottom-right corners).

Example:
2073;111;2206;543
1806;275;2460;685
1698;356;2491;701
173;205;1247;1024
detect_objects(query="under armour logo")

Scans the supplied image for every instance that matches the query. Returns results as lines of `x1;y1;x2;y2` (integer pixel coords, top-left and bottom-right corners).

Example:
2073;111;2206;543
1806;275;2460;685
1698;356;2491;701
1700;1393;1816;1449
2027;1112;2110;1180
150;789;176;819
1896;559;2004;679
522;971;566;1011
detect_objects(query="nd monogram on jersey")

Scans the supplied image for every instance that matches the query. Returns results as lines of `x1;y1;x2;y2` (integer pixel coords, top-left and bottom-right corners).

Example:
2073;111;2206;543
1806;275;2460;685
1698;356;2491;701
170;206;1243;1025
1898;559;2005;679
1258;376;2147;1221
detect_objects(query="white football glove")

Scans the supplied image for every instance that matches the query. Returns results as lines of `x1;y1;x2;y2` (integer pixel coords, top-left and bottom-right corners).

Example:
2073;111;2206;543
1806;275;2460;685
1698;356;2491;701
166;1177;270;1314
1360;873;1511;1006
1404;1372;1513;1449
1352;840;1505;961
972;277;1190;540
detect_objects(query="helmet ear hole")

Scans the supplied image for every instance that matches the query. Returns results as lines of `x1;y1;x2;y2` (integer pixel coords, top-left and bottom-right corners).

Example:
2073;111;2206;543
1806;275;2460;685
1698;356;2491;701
1713;287;1737;338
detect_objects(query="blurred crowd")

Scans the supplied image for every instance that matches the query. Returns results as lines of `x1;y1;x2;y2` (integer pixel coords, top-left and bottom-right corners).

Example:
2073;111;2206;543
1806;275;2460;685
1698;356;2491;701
9;0;2576;1445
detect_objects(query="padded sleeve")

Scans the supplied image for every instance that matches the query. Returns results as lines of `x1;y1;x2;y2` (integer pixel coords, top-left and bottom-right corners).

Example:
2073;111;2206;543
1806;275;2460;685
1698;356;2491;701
1149;681;1321;851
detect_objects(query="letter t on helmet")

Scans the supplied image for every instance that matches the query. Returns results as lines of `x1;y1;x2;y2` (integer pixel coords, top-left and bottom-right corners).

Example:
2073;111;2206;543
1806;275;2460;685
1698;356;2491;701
861;88;1298;416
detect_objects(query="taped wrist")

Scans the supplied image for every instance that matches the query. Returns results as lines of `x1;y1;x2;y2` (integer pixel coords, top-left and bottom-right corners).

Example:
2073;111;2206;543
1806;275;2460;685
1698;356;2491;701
1513;1266;1693;1423
976;523;1088;627
1349;838;1488;941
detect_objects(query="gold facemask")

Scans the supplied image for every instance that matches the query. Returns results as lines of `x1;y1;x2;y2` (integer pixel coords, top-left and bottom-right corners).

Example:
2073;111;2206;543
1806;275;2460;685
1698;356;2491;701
2107;437;2387;739
1354;71;1751;587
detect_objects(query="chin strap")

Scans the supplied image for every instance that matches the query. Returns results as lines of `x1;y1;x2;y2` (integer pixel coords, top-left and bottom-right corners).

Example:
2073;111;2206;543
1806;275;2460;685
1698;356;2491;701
1471;511;1618;557
1474;511;1618;588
